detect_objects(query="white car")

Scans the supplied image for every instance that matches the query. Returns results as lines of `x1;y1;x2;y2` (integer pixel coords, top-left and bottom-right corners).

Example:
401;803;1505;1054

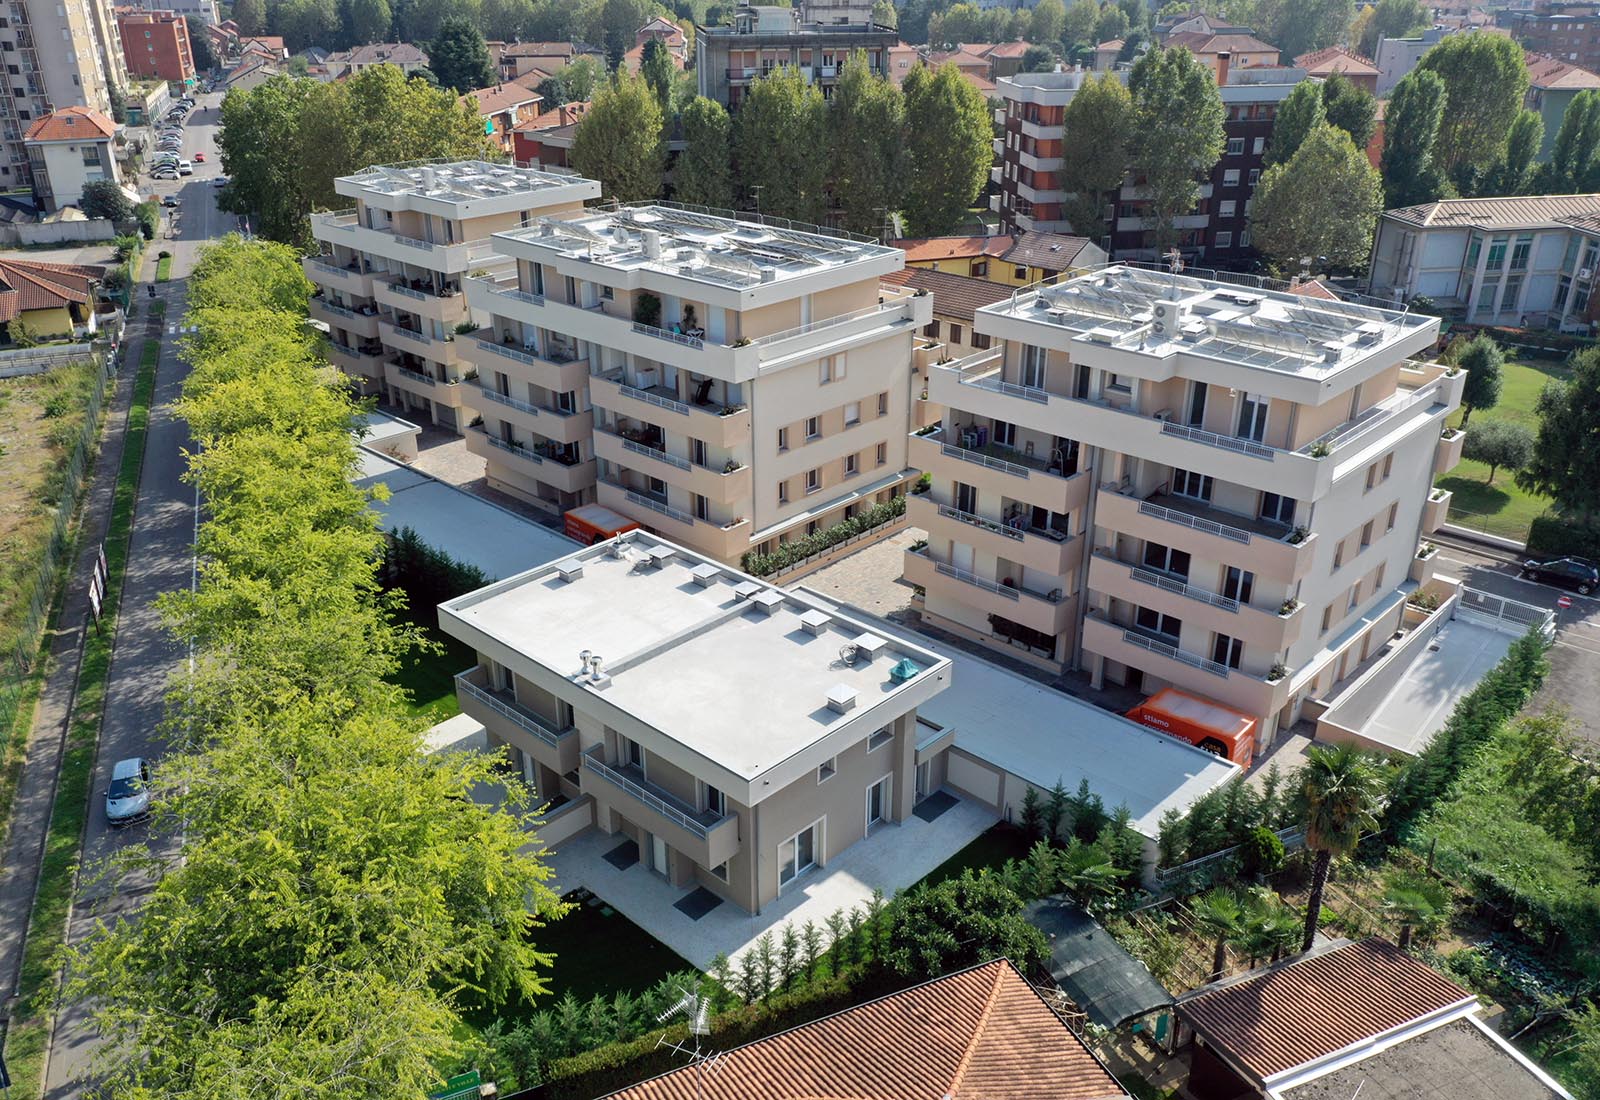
177;160;193;175
106;757;151;826
211;175;228;188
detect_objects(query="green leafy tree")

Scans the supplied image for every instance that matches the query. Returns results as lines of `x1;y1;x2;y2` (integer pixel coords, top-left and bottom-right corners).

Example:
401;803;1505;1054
1357;0;1427;58
871;0;897;27
640;37;674;115
1265;80;1325;168
1094;5;1129;44
884;873;1049;976
734;66;828;222
828;51;905;237
572;71;666;202
1299;743;1385;952
1462;419;1533;485
430;16;495;93
1456;334;1504;426
1481;109;1543;197
600;0;653;67
902;63;996;235
80;178;133;221
932;2;987;45
278;0;340;51
1379;68;1451;208
347;0;393;41
232;0;267;35
1253;123;1383;273
1030;0;1065;42
480;0;533;39
1517;346;1600;520
1270;0;1352;59
1381;871;1451;949
187;15;219;68
1415;34;1529;188
1021;44;1055;72
1536;88;1600;194
1320;72;1376;150
1128;46;1225;255
1190;888;1245;979
1064;0;1098;45
1238;888;1302;964
672;95;732;208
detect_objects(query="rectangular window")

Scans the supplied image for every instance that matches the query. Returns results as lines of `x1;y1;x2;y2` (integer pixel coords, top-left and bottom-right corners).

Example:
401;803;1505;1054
1333;540;1345;569
1218;199;1236;218
1171;468;1214;501
876;441;887;466
1222;567;1254;604
1223;168;1240;187
819;357;834;383
818;757;836;783
1260;492;1295;525
806;416;820;440
971;259;988;276
1322;605;1333;633
1014;265;1027;280
1248;168;1261;186
1382;453;1393;480
1253;136;1265;155
778;480;789;504
1386;502;1398;531
1215;231;1233;248
844;452;858;476
1211;633;1243;669
1348;581;1362;610
1236;391;1268;441
1020;344;1047;389
703;783;726;817
1143;541;1191;578
924;320;940;338
868;727;893;751
1135;606;1183;640
877;391;888;415
779;821;819;887
1226;137;1244;155
806;468;821;494
950;323;963;343
778;426;788;451
1361;520;1374;549
845;401;860;426
1366;462;1379;491
973;331;992;349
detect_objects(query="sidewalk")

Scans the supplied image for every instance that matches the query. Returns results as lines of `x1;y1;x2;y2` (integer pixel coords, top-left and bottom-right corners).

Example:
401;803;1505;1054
0;304;146;1009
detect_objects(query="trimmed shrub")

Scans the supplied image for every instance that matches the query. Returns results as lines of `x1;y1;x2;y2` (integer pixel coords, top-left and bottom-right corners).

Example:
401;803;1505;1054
377;526;487;618
740;495;905;577
1526;513;1600;560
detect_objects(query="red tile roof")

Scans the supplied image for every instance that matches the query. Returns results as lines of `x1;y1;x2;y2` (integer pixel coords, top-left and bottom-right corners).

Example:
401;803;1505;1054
1288;277;1342;300
890;235;1012;262
0;259;103;321
1525;51;1600;90
462;83;542;115
1166;30;1281;56
880;267;1012;321
1294;45;1381;76
603;961;1128;1100
24;106;116;143
1178;939;1475;1081
986;39;1031;58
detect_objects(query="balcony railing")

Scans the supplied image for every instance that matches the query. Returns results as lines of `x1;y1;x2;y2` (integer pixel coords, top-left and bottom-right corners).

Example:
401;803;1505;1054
384;280;430;301
603;478;696;525
937;502;1024;542
581;753;728;839
1298;379;1444;456
1137;498;1252;545
632;320;704;350
921;551;1064;604
456;673;573;749
386;324;435;346
469;273;545;307
315;299;360;319
1125;560;1240;612
1159;421;1275;461
621;436;691;470
1122;628;1231;678
473;385;545;416
475;338;539;365
393;365;436;387
480;430;543;464
608;373;691;416
753;296;913;347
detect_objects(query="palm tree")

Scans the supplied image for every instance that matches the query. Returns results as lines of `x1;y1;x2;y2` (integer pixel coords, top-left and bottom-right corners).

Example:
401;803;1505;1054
1382;872;1451;949
1190;888;1245;980
1244;889;1303;963
1299;743;1386;953
1058;840;1125;908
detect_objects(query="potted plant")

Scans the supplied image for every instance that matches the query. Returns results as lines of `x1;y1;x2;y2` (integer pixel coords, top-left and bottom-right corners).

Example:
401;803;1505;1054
634;292;662;328
1266;662;1288;683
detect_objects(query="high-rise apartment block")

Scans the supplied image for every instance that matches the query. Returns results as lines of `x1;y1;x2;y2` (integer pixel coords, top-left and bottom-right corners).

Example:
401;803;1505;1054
117;8;195;83
695;0;895;109
906;265;1464;753
305;161;600;429
456;202;930;562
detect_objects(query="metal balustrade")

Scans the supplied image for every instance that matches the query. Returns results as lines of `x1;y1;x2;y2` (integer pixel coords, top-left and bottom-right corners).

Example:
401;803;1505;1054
475;338;539;365
480;430;543;464
632;321;704;349
621;437;690;470
1122;629;1231;678
1137;500;1252;544
937;503;1024;542
615;379;691;416
393;366;435;387
455;673;572;749
473;385;542;416
1160;421;1275;460
1127;563;1240;612
581;754;726;838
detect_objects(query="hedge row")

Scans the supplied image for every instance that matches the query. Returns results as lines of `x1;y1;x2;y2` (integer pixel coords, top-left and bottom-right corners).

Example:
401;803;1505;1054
740;494;905;577
1526;514;1600;560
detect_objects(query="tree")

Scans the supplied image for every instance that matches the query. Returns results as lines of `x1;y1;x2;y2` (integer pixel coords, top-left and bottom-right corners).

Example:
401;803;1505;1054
600;0;653;67
884;873;1049;977
1299;743;1385;952
871;0;897;28
347;0;393;43
672;95;732;208
571;72;665;202
1058;72;1131;236
480;0;534;39
828;52;905;237
232;0;266;35
1482;109;1543;197
1022;44;1055;72
1252;123;1384;273
1030;0;1065;42
1382;871;1451;949
1064;0;1098;45
1190;888;1245;980
901;63;993;235
1128;46;1225;254
1517;346;1600;520
187;15;219;69
1356;0;1426;58
1456;334;1504;426
1462;419;1534;485
1415;34;1529;187
639;37;675;116
1321;72;1376;150
1264;80;1325;168
733;66;828;222
277;0;340;52
1380;69;1450;208
80;178;132;221
429;16;494;93
1536;89;1600;194
1270;0;1352;59
1238;888;1302;964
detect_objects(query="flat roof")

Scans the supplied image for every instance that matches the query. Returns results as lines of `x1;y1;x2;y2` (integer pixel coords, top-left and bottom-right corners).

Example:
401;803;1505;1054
978;264;1435;379
335;159;592;206
496;202;898;291
441;534;950;789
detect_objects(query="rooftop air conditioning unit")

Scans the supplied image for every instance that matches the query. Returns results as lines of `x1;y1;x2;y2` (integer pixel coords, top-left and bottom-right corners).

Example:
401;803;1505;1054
1151;300;1182;337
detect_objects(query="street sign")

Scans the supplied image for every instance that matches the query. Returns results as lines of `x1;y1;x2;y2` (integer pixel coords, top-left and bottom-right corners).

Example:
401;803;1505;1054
1558;595;1573;609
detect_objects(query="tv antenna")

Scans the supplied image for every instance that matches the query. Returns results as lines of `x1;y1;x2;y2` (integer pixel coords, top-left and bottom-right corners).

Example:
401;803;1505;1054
655;982;726;1100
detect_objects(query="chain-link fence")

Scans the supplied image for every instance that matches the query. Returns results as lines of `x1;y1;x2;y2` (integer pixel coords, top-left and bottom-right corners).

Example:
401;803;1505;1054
0;351;113;740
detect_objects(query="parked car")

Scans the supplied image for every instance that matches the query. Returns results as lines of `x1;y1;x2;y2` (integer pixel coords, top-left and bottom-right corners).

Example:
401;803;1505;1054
161;196;179;208
1521;556;1599;595
105;757;151;826
177;160;193;175
193;151;205;162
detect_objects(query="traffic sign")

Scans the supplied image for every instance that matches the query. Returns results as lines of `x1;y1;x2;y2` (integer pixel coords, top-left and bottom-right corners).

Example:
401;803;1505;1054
1558;595;1573;609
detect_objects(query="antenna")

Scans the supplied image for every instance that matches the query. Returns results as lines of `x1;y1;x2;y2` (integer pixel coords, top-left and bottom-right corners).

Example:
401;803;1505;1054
655;980;725;1100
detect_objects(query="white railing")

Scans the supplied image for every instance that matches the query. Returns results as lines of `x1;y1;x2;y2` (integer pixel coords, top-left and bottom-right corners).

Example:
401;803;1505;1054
938;503;1024;541
1160;421;1276;460
1122;629;1231;678
633;320;704;349
473;385;542;416
385;324;433;346
940;441;1032;479
1127;562;1239;612
754;297;911;347
1137;499;1252;545
475;338;539;365
621;436;690;470
393;365;435;387
1300;379;1443;456
614;377;691;416
383;280;429;301
456;673;571;748
314;299;358;319
581;754;725;839
480;430;543;464
935;559;1018;599
613;483;695;525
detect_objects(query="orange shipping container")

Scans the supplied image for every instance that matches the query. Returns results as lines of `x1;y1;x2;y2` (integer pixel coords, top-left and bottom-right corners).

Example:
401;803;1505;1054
564;504;640;545
1125;688;1257;768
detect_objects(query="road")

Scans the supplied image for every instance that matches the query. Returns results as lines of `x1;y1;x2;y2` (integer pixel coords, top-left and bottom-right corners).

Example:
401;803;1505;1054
43;92;225;1099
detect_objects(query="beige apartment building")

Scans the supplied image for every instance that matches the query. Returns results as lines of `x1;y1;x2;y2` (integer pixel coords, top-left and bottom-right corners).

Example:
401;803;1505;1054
457;203;932;562
305;161;600;428
906;265;1465;750
439;530;952;914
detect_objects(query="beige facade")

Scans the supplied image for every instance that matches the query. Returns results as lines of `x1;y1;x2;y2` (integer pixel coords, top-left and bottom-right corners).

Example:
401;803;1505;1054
460;204;931;561
305;161;599;433
906;266;1465;751
440;531;952;914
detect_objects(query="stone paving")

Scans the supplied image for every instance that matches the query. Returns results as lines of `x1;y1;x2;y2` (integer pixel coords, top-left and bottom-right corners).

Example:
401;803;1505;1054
800;526;924;625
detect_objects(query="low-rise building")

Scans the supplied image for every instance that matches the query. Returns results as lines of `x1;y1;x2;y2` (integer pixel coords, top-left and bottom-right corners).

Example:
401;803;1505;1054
0;258;105;340
511;101;588;169
1509;2;1600;85
1525;52;1600;162
117;8;196;83
322;42;430;80
881;266;1011;356
23;107;120;214
439;530;953;914
695;1;896;109
1374;27;1447;95
461;83;544;154
1293;45;1381;93
635;14;688;63
906;264;1461;753
890;231;1108;285
1162;31;1281;77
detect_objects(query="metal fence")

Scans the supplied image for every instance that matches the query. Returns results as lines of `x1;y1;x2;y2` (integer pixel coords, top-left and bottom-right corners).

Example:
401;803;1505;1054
1457;586;1555;638
0;351;112;740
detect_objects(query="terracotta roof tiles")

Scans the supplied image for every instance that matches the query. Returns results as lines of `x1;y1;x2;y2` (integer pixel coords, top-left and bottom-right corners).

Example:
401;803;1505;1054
1294;45;1381;75
879;267;1011;321
1525;51;1600;90
890;235;1011;262
24;106;115;143
0;259;103;322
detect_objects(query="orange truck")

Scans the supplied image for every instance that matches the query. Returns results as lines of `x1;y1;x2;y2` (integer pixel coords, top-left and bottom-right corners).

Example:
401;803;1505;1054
563;504;641;545
1125;688;1258;768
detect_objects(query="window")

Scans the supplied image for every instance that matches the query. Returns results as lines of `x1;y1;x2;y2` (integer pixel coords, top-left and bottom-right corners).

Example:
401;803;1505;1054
876;441;887;466
1386;502;1398;531
1236;391;1268;441
777;426;788;451
1247;168;1261;186
779;821;819;886
1172;468;1214;501
622;736;643;768
1020;344;1047;389
973;331;992;349
1226;137;1244;155
950;323;963;344
867;774;891;827
1360;520;1374;549
1253;136;1265;155
818;757;837;783
971;259;988;276
844;452;858;476
1333;540;1345;569
1142;541;1191;578
1222;567;1254;604
1322;605;1333;633
778;480;789;505
878;391;888;415
703;783;726;816
1215;231;1233;248
1223;168;1240;187
868;727;893;751
1348;581;1362;610
1014;265;1027;280
806;416;820;440
819;356;839;383
924;320;940;338
843;401;860;426
1373;562;1387;590
1135;607;1183;641
1218;199;1236;218
1260;492;1295;525
806;468;821;493
1382;453;1393;480
1211;633;1243;669
1365;461;1380;490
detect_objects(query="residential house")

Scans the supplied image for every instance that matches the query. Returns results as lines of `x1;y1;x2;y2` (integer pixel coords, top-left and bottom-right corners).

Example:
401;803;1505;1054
499;41;603;82
602;960;1132;1098
1368;193;1600;330
461;83;544;153
696;1;895;109
983;40;1031;78
1093;38;1125;70
236;34;287;61
0;258;105;340
24;107;120;214
455;202;931;552
636;14;688;62
1525;52;1600;160
1374;27;1447;94
511;101;588;169
322;42;430;80
1162;31;1282;78
117;8;197;84
890;231;1108;285
922;45;998;94
219;56;280;90
1155;10;1256;42
906;263;1463;751
882;267;1011;356
1293;45;1381;93
305;161;600;427
1510;2;1600;80
886;40;920;84
439;530;954;914
1178;938;1572;1100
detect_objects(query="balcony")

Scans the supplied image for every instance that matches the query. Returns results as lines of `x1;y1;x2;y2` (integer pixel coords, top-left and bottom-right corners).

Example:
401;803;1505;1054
465;428;598;493
1081;611;1284;720
310;296;380;339
590;371;750;450
906;492;1078;577
1086;550;1304;651
466;384;593;444
1094;485;1318;583
325;340;385;383
302;255;374;296
595;478;751;562
593;431;752;505
1434;427;1465;478
907;425;1090;517
581;750;740;869
380;320;459;364
903;545;1072;637
1423;488;1451;534
455;330;590;392
310;210;497;273
374;277;468;323
456;666;579;774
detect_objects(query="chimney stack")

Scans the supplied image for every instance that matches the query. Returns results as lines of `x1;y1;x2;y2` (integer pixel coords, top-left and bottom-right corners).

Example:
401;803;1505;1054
1216;50;1231;86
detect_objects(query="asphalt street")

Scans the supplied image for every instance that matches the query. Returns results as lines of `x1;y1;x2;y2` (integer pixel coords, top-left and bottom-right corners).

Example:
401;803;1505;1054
44;92;224;1099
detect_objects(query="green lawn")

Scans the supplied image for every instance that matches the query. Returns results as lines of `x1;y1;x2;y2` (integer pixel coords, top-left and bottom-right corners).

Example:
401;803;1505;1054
1435;357;1570;541
918;822;1034;887
387;621;473;727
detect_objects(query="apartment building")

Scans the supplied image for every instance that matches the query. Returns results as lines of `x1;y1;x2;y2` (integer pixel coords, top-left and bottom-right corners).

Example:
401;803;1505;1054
117;8;195;83
24;105;118;212
304;161;600;428
439;530;952;914
993;65;1306;265
457;202;930;562
695;0;895;109
1510;2;1600;78
906;265;1464;752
